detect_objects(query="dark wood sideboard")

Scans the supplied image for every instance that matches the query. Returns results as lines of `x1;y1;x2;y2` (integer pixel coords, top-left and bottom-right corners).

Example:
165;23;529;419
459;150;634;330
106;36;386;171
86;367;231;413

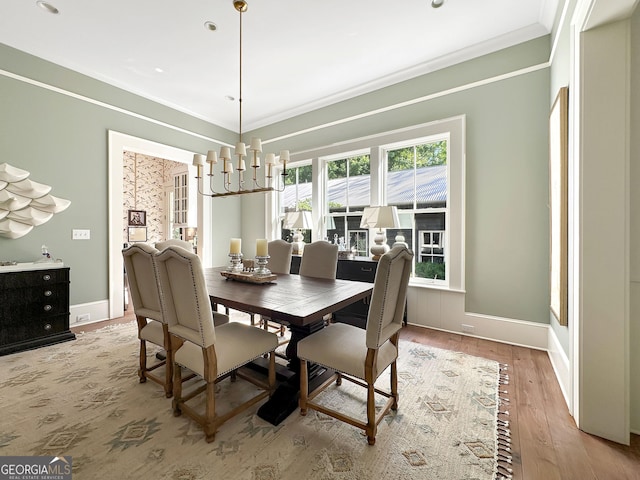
290;255;380;329
0;266;75;356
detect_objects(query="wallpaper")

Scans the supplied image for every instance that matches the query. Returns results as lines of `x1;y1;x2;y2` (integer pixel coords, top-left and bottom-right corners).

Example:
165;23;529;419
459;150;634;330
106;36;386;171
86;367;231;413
122;151;185;245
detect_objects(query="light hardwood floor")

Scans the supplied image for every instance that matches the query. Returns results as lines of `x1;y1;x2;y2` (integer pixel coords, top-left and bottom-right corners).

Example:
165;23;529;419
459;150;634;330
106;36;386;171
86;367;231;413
73;314;640;480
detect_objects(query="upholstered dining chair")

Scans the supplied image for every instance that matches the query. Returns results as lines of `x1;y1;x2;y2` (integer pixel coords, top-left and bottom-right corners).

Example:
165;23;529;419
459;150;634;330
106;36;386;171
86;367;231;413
297;245;413;445
122;243;174;397
267;239;294;274
155;238;193;252
299;240;339;279
298;240;339;324
156;239;230;327
154;246;278;443
259;239;294;336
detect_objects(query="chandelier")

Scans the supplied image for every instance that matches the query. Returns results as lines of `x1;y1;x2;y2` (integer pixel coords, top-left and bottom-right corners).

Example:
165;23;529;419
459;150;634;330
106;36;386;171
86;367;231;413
193;0;288;198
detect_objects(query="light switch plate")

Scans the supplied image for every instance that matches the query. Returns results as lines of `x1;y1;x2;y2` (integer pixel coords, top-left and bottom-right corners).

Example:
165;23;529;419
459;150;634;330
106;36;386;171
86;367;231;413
72;229;90;240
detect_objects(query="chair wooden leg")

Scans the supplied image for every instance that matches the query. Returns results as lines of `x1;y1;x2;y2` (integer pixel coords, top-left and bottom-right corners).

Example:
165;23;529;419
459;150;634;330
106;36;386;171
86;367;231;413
366;381;377;445
390;360;398;410
172;363;183;417
204;380;217;443
299;359;309;415
138;339;147;383
163;350;173;398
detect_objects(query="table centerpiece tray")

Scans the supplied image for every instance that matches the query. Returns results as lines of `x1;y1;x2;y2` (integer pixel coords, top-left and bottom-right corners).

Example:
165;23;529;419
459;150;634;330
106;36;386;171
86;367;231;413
220;270;277;284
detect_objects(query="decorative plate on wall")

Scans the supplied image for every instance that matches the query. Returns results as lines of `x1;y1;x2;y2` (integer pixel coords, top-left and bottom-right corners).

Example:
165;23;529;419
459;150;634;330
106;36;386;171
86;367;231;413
0;163;71;239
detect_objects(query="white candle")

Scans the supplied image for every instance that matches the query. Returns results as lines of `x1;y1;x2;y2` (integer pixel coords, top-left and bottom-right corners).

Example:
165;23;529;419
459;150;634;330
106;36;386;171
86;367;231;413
256;238;268;257
230;238;241;254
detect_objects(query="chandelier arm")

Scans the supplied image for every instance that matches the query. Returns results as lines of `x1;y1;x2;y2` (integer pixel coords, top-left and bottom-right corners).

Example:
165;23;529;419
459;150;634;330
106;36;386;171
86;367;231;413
207;174;220;195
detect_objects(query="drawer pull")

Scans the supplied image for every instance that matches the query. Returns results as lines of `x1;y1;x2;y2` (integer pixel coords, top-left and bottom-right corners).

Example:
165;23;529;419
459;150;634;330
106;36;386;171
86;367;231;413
360;267;373;273
43;304;53;312
42;274;51;281
44;290;53;297
44;323;52;331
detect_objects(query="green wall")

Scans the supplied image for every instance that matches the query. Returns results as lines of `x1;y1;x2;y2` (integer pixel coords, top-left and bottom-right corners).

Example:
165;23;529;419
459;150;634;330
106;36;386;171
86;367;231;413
0;43;236;305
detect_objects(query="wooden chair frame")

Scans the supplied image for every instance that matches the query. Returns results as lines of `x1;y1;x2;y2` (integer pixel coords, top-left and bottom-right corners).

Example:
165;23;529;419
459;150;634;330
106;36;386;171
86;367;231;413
171;337;276;442
135;316;173;396
299;332;399;445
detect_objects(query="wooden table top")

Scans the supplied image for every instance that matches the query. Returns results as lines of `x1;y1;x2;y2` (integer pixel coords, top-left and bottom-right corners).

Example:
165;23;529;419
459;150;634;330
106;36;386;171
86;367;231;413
204;267;373;327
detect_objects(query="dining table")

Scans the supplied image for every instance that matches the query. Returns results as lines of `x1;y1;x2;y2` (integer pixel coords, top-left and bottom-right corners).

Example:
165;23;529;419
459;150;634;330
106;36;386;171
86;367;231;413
204;266;374;425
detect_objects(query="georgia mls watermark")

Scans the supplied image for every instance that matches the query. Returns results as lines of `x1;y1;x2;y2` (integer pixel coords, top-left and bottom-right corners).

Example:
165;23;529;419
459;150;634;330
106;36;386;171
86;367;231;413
0;456;72;480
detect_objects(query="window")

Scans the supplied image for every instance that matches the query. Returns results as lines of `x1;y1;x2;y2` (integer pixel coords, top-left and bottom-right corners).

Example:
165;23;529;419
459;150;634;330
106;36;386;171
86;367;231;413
173;173;188;225
278;116;465;290
325;154;370;254
385;139;448;283
282;164;312;243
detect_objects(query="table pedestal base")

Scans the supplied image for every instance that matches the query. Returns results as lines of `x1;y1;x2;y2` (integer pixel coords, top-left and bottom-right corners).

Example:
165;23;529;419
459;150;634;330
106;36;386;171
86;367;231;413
257;319;330;426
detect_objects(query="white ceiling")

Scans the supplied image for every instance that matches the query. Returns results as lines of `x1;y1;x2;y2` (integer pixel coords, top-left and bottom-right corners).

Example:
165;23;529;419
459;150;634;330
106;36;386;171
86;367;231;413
1;0;559;132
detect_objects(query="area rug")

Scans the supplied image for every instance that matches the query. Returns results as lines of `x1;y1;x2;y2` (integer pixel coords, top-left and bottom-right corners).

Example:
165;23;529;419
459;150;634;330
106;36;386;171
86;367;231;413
0;321;511;480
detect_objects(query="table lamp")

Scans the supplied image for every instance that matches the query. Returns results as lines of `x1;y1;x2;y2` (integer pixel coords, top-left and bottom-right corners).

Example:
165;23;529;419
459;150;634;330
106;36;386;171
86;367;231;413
360;206;400;260
283;211;312;255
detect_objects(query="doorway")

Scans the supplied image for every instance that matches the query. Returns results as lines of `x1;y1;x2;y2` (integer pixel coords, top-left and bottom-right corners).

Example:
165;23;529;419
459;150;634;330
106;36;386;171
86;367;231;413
108;131;200;320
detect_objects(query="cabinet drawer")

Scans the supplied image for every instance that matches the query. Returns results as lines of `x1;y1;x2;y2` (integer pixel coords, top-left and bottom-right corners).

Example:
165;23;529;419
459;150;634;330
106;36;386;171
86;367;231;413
337;260;377;283
1;296;68;321
0;314;69;346
2;285;68;307
0;268;69;288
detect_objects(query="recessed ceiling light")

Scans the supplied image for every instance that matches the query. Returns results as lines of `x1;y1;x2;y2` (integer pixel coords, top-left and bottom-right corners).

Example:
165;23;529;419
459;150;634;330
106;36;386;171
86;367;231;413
431;0;444;8
204;21;217;32
36;1;59;14
154;67;164;73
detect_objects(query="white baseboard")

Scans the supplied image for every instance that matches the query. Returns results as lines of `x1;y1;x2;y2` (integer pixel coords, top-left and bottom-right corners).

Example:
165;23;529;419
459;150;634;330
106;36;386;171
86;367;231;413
69;300;110;326
547;325;571;411
406;287;549;350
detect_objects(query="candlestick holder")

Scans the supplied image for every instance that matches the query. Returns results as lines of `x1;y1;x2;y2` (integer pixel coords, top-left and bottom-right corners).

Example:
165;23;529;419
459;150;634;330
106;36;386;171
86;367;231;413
227;252;244;272
253;255;271;277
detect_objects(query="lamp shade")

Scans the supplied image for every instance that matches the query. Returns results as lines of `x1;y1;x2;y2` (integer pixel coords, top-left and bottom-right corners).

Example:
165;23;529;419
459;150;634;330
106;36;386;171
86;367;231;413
283;211;312;229
325;216;336;230
360;206;400;229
